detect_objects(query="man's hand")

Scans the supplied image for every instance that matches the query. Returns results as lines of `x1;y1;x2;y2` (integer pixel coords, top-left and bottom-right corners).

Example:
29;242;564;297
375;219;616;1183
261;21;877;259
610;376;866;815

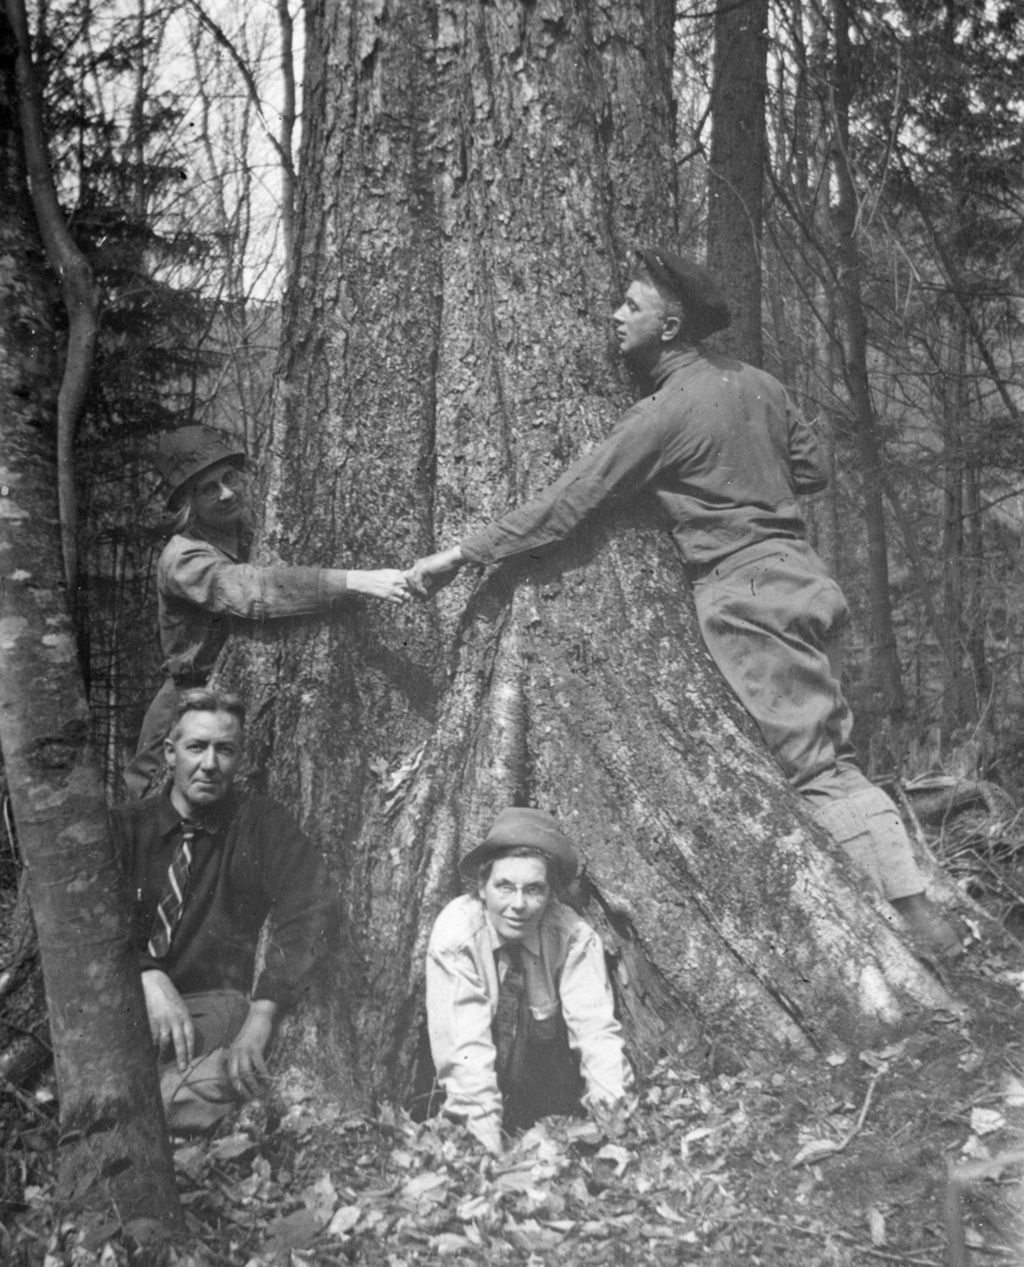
406;546;466;598
226;1000;278;1101
142;970;194;1071
346;569;411;604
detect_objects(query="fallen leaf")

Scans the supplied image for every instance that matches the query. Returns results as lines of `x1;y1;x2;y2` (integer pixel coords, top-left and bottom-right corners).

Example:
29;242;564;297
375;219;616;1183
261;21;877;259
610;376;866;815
263;1207;324;1251
561;1120;603;1146
970;1108;1005;1136
1003;1076;1024;1107
302;1172;338;1221
506;1218;564;1252
791;1139;839;1167
208;1134;256;1164
326;1205;361;1236
401;1170;448;1204
961;1136;992;1161
456;1194;492;1223
430;1232;474;1255
654;1202;690;1224
493;1163;539;1194
867;1206;886;1246
595;1143;633;1176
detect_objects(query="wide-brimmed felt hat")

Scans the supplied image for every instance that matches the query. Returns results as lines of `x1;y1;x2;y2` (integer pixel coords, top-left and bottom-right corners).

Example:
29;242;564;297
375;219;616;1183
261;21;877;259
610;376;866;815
459;807;579;886
636;246;731;340
154;425;247;511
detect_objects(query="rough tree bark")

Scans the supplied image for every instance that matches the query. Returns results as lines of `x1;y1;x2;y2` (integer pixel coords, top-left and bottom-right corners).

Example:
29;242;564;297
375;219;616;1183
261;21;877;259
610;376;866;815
706;0;768;365
223;0;956;1106
0;14;182;1239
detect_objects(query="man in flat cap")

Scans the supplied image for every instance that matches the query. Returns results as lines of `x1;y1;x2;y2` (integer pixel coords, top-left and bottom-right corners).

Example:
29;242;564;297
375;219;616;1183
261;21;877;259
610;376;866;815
409;249;962;959
426;807;633;1153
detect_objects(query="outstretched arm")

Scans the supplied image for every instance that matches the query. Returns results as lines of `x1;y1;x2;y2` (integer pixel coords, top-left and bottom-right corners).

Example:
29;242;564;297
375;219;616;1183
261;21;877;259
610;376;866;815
345;568;411;604
160;539;410;618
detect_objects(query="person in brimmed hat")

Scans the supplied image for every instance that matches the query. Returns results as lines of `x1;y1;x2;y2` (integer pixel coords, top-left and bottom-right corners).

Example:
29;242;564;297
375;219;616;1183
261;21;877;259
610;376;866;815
124;424;410;797
408;251;963;961
425;807;633;1154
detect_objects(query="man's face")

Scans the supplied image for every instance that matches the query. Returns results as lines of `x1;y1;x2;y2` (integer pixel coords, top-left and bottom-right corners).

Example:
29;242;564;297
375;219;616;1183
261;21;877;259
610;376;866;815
188;460;247;529
165;709;242;815
480;854;551;942
612;279;673;361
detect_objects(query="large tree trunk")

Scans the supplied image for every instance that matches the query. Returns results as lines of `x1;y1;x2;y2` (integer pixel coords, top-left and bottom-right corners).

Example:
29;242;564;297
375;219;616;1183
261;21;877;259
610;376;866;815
0;13;182;1240
224;0;954;1106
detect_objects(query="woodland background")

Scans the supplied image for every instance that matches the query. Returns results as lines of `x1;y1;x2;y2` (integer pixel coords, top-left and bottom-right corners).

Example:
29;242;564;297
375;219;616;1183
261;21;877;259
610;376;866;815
39;0;1024;797
2;0;1024;1262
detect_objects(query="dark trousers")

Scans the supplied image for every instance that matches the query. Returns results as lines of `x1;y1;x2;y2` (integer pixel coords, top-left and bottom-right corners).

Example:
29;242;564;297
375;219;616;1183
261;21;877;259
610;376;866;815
498;1010;584;1133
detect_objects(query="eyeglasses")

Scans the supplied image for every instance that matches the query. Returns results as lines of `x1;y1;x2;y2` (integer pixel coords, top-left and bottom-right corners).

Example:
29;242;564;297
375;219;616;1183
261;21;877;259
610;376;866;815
194;467;243;502
193;466;244;504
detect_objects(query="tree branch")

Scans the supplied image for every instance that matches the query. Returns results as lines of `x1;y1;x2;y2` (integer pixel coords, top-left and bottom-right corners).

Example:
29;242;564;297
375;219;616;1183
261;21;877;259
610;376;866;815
4;0;99;605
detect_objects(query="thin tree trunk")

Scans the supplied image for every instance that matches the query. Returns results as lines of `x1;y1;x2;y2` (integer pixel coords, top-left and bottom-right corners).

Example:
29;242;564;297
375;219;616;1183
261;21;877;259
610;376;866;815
706;0;768;365
0;24;182;1238
276;0;296;280
940;318;967;736
829;0;904;716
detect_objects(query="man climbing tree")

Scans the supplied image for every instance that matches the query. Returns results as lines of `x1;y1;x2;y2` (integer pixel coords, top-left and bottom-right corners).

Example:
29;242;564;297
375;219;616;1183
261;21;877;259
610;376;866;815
407;248;964;961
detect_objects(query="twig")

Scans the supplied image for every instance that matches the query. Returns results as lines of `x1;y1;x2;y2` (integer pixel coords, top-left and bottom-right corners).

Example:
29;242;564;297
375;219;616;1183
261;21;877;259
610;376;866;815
791;1072;881;1168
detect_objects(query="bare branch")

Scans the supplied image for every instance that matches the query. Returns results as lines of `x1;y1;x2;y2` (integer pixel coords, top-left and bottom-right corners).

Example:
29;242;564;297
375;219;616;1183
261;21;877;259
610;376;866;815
4;0;100;602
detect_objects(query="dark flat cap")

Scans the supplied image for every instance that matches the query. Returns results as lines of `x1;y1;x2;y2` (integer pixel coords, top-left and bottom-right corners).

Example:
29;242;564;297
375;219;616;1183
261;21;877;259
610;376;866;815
154;425;247;511
459;807;579;886
637;247;731;340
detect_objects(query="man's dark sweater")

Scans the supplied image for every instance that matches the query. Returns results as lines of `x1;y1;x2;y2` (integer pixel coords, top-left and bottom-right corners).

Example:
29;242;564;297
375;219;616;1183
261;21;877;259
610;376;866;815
113;789;330;1006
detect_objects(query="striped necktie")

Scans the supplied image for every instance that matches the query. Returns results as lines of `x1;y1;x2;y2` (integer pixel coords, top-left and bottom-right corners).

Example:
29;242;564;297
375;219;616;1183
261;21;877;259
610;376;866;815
147;820;198;958
493;943;526;1081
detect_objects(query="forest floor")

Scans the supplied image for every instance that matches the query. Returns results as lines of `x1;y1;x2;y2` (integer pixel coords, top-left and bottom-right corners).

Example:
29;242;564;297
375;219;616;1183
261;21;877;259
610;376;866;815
3;942;1024;1267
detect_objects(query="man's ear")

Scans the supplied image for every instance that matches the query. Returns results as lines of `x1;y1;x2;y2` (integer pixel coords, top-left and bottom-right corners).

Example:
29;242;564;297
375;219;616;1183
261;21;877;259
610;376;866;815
164;737;176;769
661;314;681;342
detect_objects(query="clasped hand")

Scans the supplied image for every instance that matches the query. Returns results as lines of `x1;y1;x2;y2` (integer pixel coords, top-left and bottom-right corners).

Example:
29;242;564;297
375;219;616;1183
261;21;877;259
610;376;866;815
405;546;466;597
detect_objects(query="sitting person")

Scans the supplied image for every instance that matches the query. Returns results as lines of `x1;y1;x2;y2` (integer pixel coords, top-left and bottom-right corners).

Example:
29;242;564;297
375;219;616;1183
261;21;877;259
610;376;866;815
426;807;633;1153
124;424;410;797
113;687;330;1132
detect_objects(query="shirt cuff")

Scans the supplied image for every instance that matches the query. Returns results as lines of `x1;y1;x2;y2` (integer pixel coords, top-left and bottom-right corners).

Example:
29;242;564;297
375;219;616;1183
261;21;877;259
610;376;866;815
458;534;493;565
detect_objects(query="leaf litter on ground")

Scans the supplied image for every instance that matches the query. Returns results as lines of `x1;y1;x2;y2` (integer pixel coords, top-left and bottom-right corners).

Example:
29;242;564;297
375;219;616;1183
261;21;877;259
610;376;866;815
3;951;1024;1265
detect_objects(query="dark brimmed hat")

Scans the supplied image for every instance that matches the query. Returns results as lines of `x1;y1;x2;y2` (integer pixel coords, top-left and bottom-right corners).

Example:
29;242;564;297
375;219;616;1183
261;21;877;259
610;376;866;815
459;807;579;886
636;247;731;340
154;425;247;511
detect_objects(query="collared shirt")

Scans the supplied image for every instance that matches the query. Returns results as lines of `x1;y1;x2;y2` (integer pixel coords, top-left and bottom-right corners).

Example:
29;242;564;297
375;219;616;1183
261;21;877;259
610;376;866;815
157;524;347;682
113;789;330;1006
426;894;631;1140
460;347;828;573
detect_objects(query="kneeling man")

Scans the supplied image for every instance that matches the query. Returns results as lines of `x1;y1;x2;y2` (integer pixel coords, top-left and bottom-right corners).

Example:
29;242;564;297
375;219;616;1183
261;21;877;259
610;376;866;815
114;688;329;1131
426;808;633;1153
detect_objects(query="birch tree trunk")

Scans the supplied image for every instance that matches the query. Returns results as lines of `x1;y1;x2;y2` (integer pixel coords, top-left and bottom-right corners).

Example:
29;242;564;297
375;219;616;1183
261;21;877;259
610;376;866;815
224;0;955;1105
0;20;182;1237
